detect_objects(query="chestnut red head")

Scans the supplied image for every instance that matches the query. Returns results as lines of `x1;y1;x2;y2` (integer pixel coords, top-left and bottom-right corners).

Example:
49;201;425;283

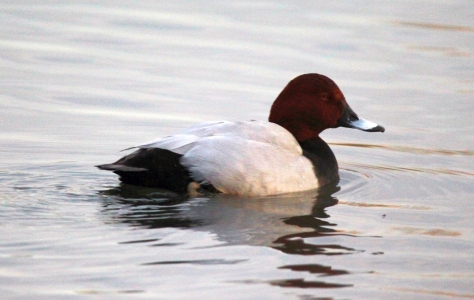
269;74;384;141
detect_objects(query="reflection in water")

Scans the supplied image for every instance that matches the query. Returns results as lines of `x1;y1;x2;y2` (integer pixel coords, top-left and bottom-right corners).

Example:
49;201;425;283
273;231;362;256
99;183;345;252
99;182;361;288
239;261;355;289
269;278;352;289
100;185;205;228
279;264;350;276
237;278;352;289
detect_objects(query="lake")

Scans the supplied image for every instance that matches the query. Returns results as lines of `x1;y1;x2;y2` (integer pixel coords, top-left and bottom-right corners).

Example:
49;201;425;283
1;1;473;299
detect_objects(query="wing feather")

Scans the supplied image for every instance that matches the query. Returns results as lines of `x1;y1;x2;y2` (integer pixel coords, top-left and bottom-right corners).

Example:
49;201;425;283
134;121;302;155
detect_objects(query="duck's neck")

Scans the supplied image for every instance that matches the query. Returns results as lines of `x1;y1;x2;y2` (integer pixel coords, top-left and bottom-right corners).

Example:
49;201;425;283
299;137;339;186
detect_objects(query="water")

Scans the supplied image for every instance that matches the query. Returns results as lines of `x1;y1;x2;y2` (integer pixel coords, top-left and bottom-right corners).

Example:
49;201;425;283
1;1;473;299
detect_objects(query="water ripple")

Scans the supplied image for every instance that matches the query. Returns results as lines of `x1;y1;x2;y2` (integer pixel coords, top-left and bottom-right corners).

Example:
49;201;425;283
393;20;474;33
343;162;473;177
331;142;474;156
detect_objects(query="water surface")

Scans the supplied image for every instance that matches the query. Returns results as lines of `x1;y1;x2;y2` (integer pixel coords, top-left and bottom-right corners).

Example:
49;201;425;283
1;1;473;299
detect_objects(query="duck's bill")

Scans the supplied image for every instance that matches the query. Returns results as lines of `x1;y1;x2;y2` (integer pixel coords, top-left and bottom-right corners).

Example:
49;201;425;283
337;103;385;132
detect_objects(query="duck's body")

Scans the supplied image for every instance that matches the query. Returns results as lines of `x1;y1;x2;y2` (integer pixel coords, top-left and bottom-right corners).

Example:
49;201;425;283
98;74;384;196
100;121;337;195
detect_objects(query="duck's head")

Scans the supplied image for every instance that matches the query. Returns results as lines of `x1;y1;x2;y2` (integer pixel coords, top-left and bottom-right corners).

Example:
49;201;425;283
269;73;385;141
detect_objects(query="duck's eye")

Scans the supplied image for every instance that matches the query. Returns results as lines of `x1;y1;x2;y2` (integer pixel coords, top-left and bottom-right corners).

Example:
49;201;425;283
321;93;329;102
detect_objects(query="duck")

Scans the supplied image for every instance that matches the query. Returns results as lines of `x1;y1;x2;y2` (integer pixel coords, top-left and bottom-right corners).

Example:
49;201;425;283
97;73;384;196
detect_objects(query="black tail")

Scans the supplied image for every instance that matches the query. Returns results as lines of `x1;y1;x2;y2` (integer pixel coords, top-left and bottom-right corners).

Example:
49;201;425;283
97;148;192;193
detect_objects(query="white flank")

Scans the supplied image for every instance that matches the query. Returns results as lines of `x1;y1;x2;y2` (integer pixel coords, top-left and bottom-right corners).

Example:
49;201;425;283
133;121;319;196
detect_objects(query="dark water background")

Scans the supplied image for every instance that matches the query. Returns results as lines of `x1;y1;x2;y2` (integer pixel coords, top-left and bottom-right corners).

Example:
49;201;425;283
1;1;473;299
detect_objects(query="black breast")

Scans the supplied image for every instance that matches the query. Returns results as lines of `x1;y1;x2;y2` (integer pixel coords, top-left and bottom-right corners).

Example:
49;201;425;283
299;138;339;186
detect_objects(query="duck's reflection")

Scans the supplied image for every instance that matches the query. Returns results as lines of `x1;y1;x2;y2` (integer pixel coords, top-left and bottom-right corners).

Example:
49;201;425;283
100;186;204;228
99;183;359;256
99;183;357;289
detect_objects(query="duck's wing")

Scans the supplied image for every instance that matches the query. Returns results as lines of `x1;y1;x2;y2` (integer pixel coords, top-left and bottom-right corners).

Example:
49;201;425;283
134;120;303;155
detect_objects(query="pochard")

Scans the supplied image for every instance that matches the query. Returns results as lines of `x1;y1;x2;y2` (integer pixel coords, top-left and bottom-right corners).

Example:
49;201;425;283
97;73;384;196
